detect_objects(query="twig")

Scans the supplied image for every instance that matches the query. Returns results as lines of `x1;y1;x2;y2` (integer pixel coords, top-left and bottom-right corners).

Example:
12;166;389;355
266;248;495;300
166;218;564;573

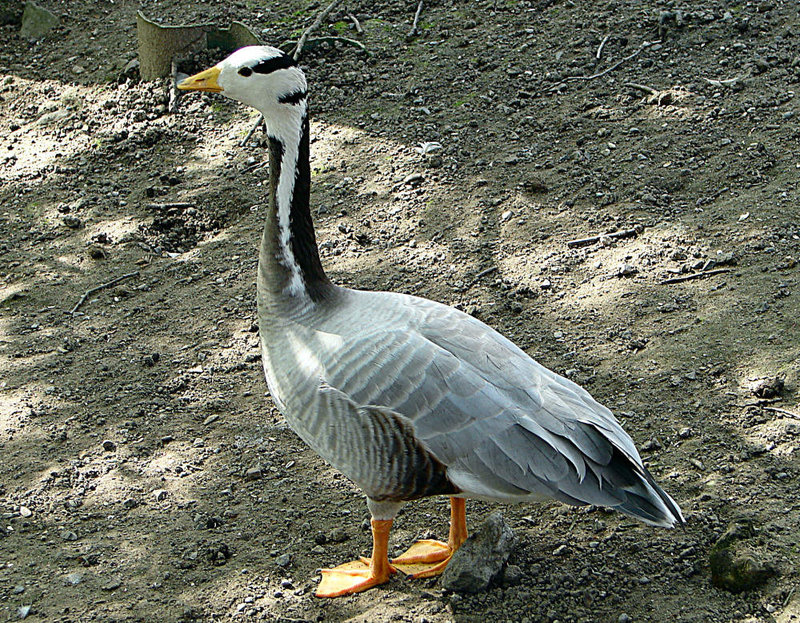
347;13;363;34
168;58;181;114
147;202;194;210
70;271;140;315
409;0;424;39
567;225;644;248
240;117;267;147
468;266;498;288
763;406;800;420
292;0;344;61
625;82;659;96
567;42;651;82
660;268;731;285
703;75;744;88
596;34;610;60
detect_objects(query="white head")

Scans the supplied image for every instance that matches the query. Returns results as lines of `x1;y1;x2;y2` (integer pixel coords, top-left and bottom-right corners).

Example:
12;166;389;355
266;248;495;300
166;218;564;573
179;46;308;140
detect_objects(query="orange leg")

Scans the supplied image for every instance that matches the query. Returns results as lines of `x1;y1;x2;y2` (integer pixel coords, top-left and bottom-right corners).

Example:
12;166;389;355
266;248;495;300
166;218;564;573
316;519;396;598
392;497;468;578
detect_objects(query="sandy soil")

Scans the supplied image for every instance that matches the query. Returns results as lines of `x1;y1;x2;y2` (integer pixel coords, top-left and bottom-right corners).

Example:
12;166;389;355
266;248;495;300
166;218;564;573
1;1;799;621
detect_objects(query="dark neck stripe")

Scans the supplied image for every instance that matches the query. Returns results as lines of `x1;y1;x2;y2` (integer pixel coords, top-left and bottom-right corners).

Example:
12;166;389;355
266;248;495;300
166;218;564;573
278;89;307;105
266;115;331;302
253;54;296;75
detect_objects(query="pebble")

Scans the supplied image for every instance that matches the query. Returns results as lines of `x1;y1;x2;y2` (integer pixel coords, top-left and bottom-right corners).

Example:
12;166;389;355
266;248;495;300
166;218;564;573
641;439;662;452
13;585;25;594
245;467;263;481
19;506;32;518
102;439;116;452
64;572;83;585
153;489;168;501
275;553;291;567
552;544;568;556
618;615;632;623
61;530;78;541
18;606;31;619
203;414;219;426
102;577;122;591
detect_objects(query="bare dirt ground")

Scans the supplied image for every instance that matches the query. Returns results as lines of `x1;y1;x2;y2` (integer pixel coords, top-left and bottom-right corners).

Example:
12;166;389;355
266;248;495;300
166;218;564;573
1;1;799;621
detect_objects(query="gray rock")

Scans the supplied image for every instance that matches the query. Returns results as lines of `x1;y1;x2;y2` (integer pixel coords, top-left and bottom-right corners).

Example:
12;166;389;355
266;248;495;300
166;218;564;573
20;1;59;39
64;572;83;585
441;511;515;593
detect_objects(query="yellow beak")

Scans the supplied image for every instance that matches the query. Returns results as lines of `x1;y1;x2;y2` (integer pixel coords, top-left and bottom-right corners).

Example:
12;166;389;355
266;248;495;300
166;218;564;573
178;66;223;93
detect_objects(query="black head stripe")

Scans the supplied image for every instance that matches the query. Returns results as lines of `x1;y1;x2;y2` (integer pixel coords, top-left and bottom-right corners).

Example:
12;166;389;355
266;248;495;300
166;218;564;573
278;90;307;105
252;54;297;75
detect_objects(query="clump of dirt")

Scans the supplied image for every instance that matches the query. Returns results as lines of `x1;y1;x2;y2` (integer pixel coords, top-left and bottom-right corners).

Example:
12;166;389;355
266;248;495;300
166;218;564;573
1;1;799;622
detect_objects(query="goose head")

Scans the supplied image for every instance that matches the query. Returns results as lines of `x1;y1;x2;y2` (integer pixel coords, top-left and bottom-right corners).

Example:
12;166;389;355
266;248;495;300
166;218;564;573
178;46;308;139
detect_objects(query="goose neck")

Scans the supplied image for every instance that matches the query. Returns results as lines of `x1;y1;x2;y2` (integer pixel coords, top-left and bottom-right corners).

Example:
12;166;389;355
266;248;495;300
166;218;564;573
257;105;332;308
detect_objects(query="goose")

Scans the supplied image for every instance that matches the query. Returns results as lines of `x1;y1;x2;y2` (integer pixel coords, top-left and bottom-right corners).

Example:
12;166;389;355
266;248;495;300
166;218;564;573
178;46;683;598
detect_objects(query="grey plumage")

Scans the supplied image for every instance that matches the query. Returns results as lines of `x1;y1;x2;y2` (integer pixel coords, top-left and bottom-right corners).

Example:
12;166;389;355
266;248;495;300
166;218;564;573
260;288;683;527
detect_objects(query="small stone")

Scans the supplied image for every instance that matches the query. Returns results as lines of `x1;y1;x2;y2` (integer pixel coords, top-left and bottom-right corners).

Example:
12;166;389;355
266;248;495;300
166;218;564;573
275;553;291;567
64;572;82;585
102;577;122;591
87;245;106;260
616;263;638;277
244;467;263;481
203;414;219;426
618;615;632;623
641;439;662;452
552;544;568;556
501;564;524;586
102;439;116;452
123;498;138;510
19;506;32;518
61;530;78;541
500;210;514;222
678;427;693;439
153;489;168;501
327;527;349;543
62;215;82;229
403;173;424;185
750;377;784;399
18;605;31;619
12;585;25;594
689;458;704;470
160;435;174;445
441;511;515;593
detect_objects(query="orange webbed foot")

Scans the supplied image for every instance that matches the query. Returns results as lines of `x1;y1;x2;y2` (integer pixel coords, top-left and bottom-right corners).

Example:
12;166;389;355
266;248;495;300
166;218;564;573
316;560;393;597
391;539;453;578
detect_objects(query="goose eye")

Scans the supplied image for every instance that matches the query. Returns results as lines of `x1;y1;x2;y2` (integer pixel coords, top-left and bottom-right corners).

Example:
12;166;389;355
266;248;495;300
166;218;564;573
238;67;253;77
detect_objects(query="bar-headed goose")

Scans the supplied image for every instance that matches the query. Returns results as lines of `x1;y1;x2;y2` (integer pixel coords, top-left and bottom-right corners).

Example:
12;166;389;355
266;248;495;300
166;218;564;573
178;46;683;598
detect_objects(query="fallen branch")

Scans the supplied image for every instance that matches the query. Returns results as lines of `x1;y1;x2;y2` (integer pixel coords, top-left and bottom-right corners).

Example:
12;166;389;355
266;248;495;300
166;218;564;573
568;42;651;82
347;13;363;34
596;34;610;60
240;117;267;147
409;0;425;39
294;36;366;53
147;202;194;210
70;271;140;315
625;82;659;96
703;75;744;88
763;406;800;420
660;268;731;285
292;0;344;60
468;266;498;288
567;225;644;248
